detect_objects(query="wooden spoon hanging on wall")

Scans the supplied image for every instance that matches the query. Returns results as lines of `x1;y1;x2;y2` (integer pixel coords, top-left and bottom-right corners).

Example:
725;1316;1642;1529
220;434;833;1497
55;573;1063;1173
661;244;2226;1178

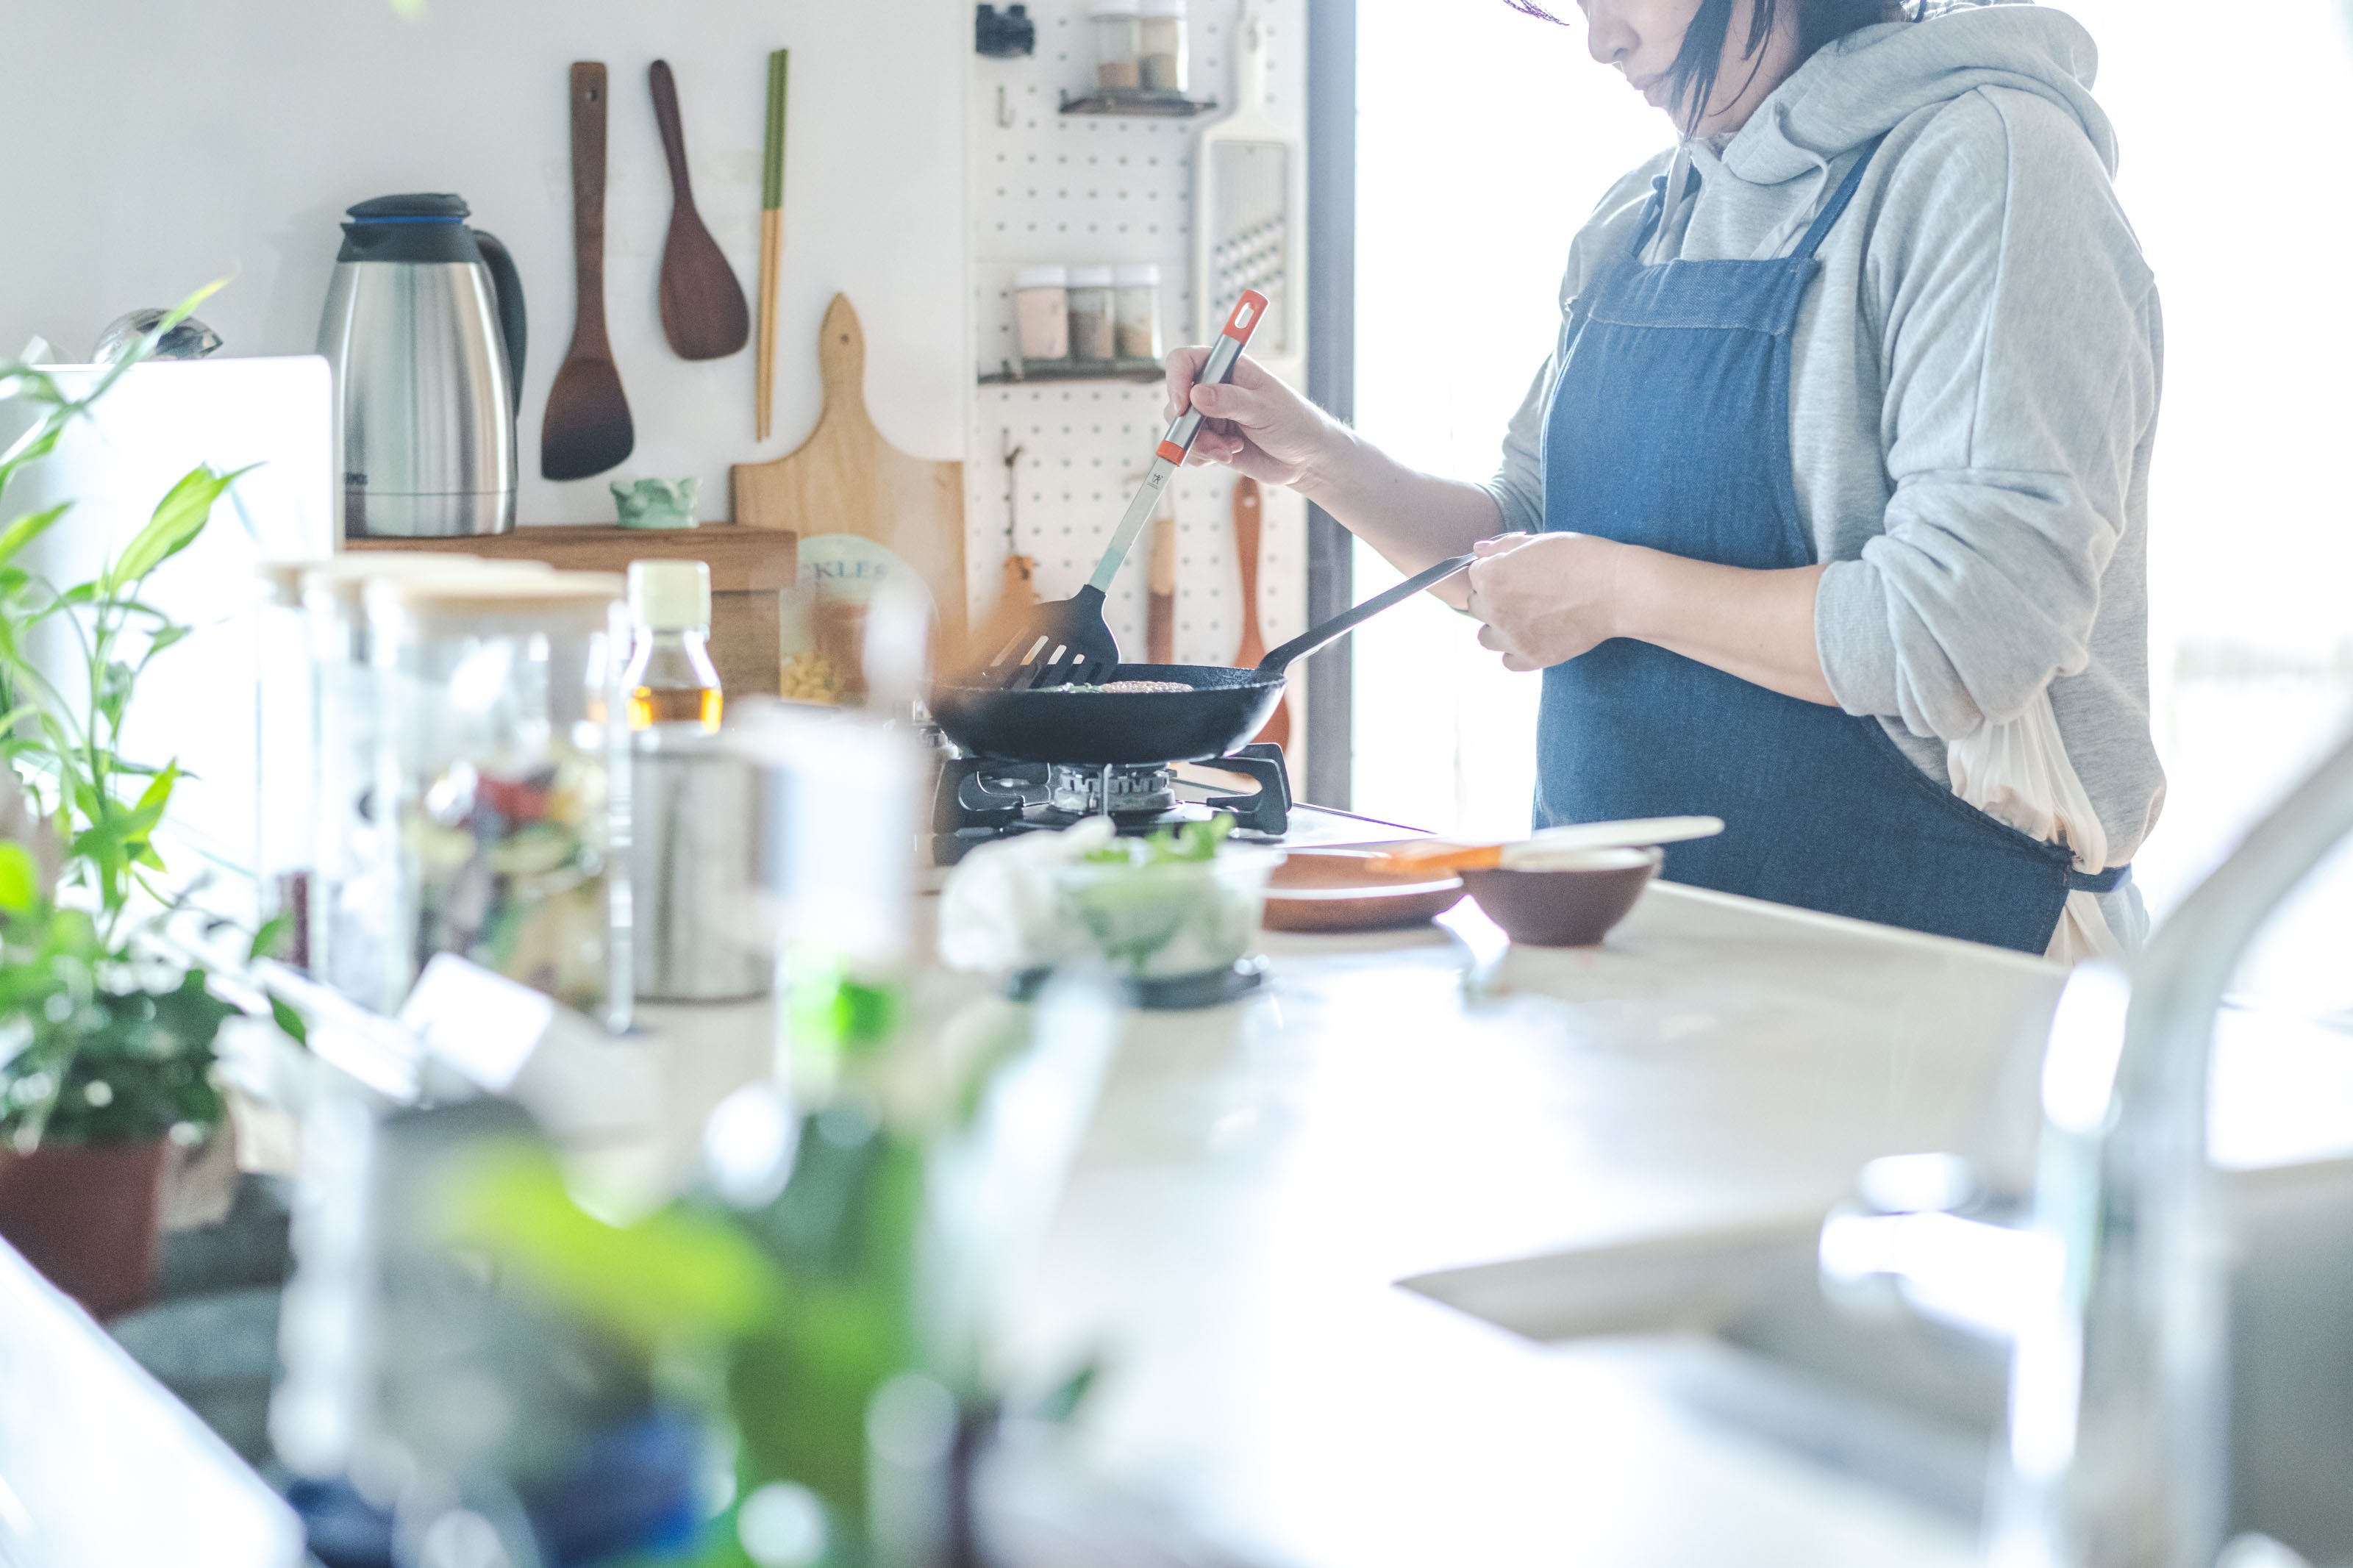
542;62;635;480
649;60;750;360
1231;476;1290;748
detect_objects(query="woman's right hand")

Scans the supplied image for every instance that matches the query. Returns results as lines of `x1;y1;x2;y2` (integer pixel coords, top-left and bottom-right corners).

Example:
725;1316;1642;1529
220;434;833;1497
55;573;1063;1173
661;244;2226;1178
1164;346;1348;494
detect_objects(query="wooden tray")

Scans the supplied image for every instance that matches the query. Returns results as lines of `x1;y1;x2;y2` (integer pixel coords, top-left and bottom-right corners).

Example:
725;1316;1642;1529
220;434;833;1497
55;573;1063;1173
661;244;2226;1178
347;524;797;698
1263;849;1465;935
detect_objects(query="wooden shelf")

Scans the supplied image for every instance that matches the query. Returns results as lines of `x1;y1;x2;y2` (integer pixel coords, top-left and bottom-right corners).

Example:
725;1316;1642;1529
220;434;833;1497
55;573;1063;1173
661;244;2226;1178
347;524;797;697
980;359;1166;386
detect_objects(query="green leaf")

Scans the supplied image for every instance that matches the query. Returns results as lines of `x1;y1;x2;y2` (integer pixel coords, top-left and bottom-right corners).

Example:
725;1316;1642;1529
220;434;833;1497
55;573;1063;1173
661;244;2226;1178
438;1139;785;1350
250;912;293;963
0;503;70;571
0;842;39;914
133;762;180;817
106;465;252;590
267;992;309;1049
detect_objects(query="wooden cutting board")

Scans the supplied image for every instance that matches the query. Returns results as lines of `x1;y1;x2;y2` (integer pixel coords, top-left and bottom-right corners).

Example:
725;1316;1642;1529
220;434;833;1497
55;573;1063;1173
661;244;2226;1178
731;293;966;651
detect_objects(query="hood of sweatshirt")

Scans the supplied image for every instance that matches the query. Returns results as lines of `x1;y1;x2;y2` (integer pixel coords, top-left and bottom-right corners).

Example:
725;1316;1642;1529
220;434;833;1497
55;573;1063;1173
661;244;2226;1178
1650;1;2114;260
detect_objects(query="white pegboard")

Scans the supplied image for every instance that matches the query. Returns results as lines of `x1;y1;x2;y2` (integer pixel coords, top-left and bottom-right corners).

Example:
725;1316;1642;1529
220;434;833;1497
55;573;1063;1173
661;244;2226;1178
963;0;1310;677
970;382;1307;667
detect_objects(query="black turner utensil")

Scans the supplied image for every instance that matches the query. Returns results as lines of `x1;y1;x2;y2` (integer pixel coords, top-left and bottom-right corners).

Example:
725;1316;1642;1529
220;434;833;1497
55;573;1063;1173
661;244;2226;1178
985;290;1268;689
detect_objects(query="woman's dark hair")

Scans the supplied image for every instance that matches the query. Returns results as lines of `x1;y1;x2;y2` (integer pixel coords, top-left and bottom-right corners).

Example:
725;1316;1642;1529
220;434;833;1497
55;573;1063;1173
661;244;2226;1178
1507;0;1914;135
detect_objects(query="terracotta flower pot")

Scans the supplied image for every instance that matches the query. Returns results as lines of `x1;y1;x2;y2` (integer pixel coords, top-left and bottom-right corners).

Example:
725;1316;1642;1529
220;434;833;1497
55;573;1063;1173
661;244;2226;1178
0;1136;171;1320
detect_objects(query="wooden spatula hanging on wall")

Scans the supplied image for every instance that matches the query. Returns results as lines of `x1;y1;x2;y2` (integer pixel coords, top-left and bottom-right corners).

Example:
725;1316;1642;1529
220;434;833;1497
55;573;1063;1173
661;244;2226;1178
542;62;635;480
649;60;749;361
1232;476;1290;748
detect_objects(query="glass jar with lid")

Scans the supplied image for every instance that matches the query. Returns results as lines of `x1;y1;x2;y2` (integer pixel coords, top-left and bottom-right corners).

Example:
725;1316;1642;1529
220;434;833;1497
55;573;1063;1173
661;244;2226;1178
1091;0;1143;91
1138;0;1188;93
1067;265;1118;363
365;569;629;1028
1114;264;1164;362
302;553;529;1009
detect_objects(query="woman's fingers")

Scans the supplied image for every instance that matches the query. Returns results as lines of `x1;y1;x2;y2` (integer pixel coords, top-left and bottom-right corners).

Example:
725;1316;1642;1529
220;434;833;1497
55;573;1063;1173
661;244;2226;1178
1477;622;1507;651
1471;532;1535;557
1163;345;1211;423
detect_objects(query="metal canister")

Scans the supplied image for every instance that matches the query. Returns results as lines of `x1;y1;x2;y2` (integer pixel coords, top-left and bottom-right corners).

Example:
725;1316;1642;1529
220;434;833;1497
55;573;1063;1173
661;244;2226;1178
629;728;772;1003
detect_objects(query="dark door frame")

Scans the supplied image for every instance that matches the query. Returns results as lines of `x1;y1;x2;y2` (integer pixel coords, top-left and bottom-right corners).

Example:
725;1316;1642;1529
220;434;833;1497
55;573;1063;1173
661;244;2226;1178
1304;0;1356;809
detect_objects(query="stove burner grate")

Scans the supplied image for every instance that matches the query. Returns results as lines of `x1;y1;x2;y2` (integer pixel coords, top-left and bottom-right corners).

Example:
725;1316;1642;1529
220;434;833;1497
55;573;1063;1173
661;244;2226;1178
932;742;1290;864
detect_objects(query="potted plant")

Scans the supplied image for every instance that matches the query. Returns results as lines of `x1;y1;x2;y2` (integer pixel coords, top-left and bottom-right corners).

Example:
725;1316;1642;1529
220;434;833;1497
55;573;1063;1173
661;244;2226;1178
0;298;250;1318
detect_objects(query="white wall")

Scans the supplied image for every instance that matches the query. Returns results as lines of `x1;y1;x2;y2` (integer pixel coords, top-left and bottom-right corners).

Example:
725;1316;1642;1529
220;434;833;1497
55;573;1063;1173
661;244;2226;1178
1;0;968;525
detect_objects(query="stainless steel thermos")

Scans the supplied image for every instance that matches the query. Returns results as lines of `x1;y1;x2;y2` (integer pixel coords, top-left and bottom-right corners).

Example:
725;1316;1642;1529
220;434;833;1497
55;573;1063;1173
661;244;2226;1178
318;193;526;538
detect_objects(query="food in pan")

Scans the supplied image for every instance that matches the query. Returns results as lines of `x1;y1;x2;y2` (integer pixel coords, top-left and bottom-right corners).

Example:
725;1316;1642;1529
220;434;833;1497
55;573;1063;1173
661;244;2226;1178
1054;679;1196;695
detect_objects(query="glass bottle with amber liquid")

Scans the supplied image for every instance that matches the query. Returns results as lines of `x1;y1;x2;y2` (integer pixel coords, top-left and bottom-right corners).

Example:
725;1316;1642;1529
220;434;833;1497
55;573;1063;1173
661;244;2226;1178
622;560;722;732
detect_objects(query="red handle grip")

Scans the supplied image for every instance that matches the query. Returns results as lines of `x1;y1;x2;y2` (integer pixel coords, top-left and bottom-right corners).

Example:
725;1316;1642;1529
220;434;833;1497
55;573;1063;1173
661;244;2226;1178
1221;290;1271;346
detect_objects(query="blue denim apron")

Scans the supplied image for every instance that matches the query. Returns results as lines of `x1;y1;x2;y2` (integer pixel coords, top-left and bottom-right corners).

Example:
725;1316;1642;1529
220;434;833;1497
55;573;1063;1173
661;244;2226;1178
1535;140;2125;953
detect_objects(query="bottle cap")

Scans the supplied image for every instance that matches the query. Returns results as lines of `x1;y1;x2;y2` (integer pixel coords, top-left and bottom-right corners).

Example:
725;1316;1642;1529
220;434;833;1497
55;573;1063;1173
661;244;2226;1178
1068;265;1115;289
1091;0;1141;15
1113;263;1161;287
1014;265;1069;290
1138;0;1185;16
628;559;713;631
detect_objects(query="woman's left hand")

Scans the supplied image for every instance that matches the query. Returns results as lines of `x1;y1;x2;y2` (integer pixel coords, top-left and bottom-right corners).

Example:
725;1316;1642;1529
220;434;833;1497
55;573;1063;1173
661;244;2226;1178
1465;532;1633;672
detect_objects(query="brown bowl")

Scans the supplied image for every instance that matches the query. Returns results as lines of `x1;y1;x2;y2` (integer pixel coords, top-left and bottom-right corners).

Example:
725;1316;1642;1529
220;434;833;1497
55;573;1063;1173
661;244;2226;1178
1457;847;1661;947
1263;849;1466;934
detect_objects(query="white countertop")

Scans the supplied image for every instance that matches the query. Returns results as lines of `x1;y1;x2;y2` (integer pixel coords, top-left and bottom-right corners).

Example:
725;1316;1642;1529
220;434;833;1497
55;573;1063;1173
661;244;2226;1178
982;881;2072;1568
611;866;2353;1567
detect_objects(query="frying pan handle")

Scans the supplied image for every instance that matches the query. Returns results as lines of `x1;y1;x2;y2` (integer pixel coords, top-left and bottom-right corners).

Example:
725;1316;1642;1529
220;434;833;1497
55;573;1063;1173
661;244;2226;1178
1255;554;1475;676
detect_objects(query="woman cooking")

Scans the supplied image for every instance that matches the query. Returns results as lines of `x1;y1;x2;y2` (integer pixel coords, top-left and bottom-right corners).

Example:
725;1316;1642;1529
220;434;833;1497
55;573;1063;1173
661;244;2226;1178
1165;0;2163;959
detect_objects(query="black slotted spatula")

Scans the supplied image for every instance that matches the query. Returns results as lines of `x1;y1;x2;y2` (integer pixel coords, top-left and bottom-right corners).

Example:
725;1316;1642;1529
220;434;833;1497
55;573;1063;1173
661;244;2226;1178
986;290;1268;690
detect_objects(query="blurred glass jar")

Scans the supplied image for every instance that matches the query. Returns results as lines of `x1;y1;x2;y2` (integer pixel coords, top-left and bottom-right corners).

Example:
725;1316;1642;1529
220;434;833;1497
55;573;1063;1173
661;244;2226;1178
301;553;517;1010
1114;263;1163;362
1067;265;1118;362
365;570;630;1028
1091;0;1142;90
1013;265;1071;366
1138;0;1188;93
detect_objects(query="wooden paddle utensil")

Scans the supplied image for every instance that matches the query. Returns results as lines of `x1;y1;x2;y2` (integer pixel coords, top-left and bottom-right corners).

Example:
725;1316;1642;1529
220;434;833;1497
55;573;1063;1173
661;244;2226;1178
1232;476;1290;748
649;60;749;361
1147;487;1177;664
731;293;967;651
542;62;635;481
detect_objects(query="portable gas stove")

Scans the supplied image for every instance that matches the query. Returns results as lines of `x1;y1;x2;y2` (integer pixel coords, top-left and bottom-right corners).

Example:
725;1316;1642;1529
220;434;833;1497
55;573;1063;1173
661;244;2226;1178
932;741;1291;865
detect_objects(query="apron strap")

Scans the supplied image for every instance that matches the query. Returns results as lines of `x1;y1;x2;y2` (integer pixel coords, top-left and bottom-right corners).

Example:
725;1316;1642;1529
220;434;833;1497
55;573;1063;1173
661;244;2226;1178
2067;864;2132;896
1788;136;1888;263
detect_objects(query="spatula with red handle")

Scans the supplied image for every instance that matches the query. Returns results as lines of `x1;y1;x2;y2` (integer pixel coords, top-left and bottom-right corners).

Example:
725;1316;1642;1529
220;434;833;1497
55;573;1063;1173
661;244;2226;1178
984;290;1268;690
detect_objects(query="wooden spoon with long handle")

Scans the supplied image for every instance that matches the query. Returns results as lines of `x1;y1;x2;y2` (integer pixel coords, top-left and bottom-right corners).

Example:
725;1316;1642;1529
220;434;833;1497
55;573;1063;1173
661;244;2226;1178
649;60;749;361
1232;476;1290;748
541;62;635;480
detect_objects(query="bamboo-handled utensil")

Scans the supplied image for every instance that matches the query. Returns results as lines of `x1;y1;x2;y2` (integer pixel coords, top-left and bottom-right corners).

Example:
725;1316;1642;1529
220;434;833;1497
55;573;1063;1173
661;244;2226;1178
755;49;790;441
982;290;1268;690
1230;476;1289;748
1147;487;1177;665
649;60;750;361
543;62;635;481
1369;817;1726;877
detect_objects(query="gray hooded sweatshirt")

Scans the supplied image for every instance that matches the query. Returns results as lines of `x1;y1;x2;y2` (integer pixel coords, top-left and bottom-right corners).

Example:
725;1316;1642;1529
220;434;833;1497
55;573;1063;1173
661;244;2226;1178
1483;0;2166;872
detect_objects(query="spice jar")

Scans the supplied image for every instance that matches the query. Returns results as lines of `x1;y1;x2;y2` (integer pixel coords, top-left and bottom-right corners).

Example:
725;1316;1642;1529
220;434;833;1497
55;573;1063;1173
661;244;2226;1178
1138;0;1188;93
1114;264;1164;362
1091;0;1143;91
1068;265;1118;362
303;553;526;1009
367;570;631;1028
1014;265;1071;365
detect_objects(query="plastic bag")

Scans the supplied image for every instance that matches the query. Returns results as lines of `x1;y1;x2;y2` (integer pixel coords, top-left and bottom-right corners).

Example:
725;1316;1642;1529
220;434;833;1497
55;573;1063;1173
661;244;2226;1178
1946;691;2124;966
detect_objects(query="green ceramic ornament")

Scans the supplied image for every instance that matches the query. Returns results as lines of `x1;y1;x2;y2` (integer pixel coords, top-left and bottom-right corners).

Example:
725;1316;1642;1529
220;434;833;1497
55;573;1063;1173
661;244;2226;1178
611;477;700;530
